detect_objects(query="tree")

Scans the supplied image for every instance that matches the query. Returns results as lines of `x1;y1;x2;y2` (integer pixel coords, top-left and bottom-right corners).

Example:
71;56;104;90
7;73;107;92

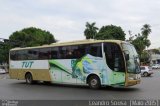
9;27;56;47
130;24;151;64
96;25;126;40
127;30;134;42
141;24;151;38
141;24;151;47
84;22;98;39
0;27;56;63
141;51;151;65
0;41;12;64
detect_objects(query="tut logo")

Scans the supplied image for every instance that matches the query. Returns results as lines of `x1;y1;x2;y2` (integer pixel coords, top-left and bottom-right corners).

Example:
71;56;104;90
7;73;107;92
22;61;34;68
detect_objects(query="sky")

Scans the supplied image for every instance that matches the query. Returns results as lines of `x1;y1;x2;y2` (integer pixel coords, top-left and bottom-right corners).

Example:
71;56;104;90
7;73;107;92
0;0;160;49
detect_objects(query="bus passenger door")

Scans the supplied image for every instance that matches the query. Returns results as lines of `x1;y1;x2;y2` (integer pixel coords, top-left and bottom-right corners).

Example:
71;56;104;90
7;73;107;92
104;43;126;85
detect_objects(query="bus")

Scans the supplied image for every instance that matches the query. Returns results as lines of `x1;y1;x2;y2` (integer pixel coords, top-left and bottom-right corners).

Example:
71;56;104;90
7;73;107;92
9;39;141;89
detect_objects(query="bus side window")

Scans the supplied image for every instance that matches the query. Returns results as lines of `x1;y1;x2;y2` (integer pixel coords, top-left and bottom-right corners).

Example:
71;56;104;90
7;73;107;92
104;43;114;70
77;45;86;58
104;43;125;72
16;50;28;60
59;46;66;59
70;45;79;59
39;48;51;60
88;43;102;57
73;50;81;59
28;49;39;60
51;47;59;59
10;51;16;60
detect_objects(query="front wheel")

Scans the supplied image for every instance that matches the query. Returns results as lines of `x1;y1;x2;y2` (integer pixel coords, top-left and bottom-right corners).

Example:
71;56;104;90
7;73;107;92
88;76;101;89
25;73;33;84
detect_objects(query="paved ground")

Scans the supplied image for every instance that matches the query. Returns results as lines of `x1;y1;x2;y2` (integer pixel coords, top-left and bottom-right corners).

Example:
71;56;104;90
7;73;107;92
0;69;160;100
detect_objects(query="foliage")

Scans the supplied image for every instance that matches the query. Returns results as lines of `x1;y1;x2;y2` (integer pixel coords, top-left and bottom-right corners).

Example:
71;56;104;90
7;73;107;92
9;27;56;47
131;34;151;55
129;24;151;63
0;43;12;64
96;25;126;40
141;24;151;38
84;22;98;39
140;51;150;64
84;23;126;40
0;27;56;63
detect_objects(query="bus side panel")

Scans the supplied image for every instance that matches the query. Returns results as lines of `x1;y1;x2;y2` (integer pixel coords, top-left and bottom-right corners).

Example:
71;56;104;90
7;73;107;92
30;69;51;81
9;69;19;79
9;60;52;81
9;69;51;81
49;54;111;85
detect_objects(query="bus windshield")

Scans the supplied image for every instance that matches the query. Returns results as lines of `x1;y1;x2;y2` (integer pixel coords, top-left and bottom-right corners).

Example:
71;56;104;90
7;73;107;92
122;43;141;74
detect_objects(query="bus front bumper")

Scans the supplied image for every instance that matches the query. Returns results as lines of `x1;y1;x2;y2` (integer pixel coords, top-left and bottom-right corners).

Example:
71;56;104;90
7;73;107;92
126;80;141;86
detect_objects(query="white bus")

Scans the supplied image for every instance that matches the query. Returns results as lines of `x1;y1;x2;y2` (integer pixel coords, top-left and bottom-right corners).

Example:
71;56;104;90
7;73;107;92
9;39;141;89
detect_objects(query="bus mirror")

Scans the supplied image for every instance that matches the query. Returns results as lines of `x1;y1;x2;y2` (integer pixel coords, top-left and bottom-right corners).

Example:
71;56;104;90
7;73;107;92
125;53;129;61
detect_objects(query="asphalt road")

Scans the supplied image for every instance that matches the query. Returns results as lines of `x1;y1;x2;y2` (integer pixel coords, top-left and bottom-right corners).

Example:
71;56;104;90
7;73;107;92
0;70;160;100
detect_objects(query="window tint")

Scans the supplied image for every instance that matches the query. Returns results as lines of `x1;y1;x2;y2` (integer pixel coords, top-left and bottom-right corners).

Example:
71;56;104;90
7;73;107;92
71;46;79;58
28;49;39;60
58;45;81;59
104;43;125;72
59;46;67;59
10;43;102;60
11;50;28;60
51;47;59;59
87;43;102;57
57;43;102;59
50;43;102;59
140;67;145;70
76;45;86;58
11;50;34;60
39;48;51;60
10;51;17;60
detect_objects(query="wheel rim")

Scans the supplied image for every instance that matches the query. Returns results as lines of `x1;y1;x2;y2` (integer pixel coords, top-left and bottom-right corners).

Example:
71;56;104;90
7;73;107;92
91;79;98;87
26;75;31;83
144;73;148;77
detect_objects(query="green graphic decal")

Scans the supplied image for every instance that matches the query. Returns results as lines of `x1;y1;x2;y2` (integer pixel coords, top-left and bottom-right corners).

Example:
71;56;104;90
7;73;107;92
49;60;72;75
49;54;125;86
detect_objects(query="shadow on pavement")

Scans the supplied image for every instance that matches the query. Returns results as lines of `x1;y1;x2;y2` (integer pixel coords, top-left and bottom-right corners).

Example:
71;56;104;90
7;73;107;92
100;86;140;92
11;81;140;92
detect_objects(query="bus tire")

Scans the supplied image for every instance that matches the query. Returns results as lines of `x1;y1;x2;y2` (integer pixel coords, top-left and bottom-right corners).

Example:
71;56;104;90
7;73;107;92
88;75;101;89
25;73;33;84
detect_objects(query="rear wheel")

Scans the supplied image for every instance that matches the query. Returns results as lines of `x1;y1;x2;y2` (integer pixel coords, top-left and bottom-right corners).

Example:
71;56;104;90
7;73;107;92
88;75;101;89
25;73;33;84
143;72;148;77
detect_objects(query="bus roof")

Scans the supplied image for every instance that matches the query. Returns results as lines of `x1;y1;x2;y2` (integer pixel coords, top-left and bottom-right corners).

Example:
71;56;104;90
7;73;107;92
10;39;127;51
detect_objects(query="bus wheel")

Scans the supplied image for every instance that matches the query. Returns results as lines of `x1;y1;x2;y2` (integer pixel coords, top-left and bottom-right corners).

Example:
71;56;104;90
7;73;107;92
88;75;101;89
25;73;33;84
